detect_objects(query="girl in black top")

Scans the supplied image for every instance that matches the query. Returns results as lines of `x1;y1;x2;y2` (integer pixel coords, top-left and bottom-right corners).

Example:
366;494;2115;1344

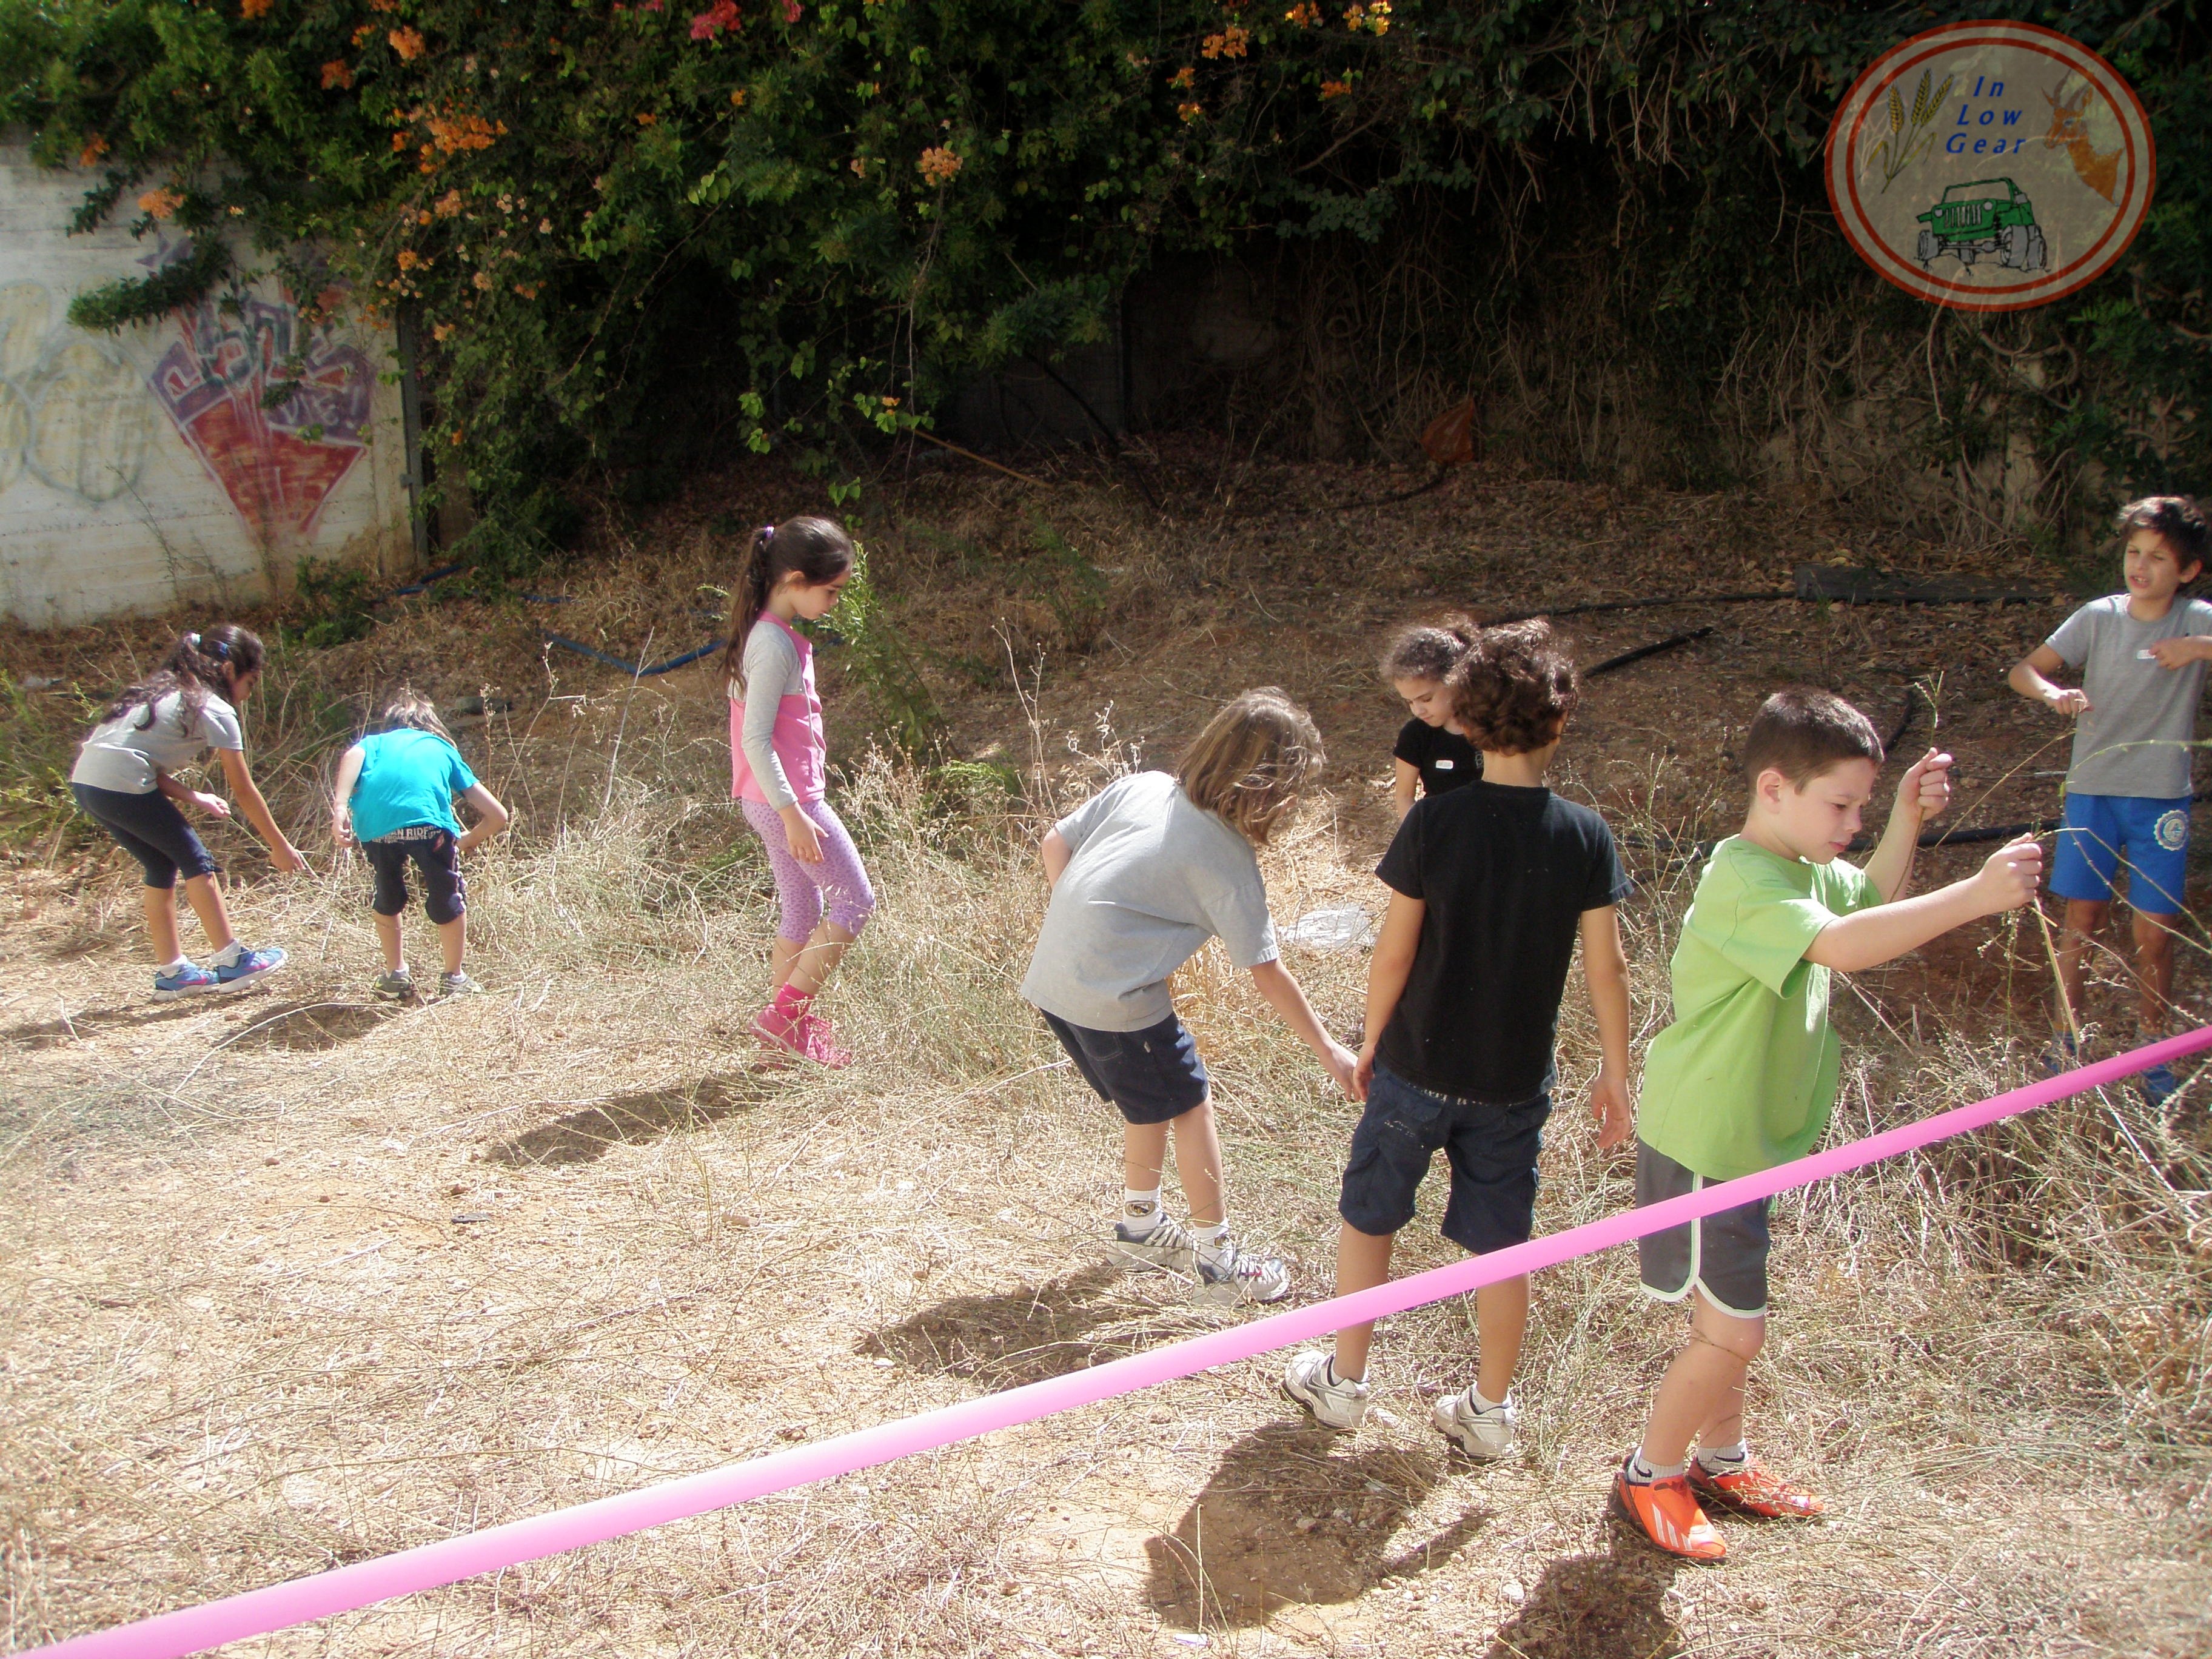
1382;618;1483;819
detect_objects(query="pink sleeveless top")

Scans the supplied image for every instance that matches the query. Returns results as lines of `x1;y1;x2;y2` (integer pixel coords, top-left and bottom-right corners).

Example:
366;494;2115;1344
728;614;826;805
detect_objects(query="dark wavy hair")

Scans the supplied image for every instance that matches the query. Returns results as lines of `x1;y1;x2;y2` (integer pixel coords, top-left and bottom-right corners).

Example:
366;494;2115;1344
1379;615;1479;685
98;624;263;737
2116;495;2209;574
1447;619;1578;754
720;516;856;694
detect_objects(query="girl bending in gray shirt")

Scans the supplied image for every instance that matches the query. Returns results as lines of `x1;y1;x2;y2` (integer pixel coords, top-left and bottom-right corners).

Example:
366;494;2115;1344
1021;688;1358;1304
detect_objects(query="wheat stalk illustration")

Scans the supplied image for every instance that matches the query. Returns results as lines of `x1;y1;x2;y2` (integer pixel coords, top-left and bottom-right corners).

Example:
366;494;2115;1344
1870;69;1952;193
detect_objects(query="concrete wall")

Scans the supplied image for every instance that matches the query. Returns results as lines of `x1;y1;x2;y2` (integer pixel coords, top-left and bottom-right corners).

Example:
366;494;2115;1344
1;146;417;629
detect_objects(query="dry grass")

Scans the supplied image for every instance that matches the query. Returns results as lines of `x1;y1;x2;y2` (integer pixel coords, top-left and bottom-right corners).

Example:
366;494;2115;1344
4;460;2211;1658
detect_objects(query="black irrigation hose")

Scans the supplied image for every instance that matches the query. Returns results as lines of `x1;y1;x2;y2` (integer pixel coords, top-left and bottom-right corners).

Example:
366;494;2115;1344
1496;591;1795;626
541;632;724;677
1586;626;1713;678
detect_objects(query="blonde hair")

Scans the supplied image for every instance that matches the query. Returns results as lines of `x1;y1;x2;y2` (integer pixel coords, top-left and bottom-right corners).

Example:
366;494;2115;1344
1175;688;1324;846
376;688;454;742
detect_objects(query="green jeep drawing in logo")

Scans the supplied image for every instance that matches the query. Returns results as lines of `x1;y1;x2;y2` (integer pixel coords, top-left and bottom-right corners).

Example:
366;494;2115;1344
1914;177;2048;271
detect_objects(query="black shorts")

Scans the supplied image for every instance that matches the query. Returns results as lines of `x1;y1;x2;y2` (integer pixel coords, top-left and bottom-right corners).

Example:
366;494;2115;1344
365;827;466;924
73;783;219;889
1635;1141;1772;1319
1041;1010;1209;1125
1338;1062;1550;1255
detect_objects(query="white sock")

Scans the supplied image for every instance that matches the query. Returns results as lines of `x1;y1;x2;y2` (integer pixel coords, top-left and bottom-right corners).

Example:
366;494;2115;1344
1697;1441;1749;1472
208;940;243;968
1471;1386;1509;1414
1190;1221;1230;1261
158;956;190;973
1626;1449;1687;1484
1123;1188;1163;1228
1325;1357;1365;1389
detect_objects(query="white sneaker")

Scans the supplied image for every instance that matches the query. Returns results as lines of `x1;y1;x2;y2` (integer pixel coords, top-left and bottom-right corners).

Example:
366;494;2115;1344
1111;1211;1195;1273
1431;1385;1518;1460
1282;1350;1370;1430
1194;1237;1292;1305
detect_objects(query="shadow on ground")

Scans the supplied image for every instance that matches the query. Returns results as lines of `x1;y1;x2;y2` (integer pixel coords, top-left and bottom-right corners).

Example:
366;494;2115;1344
1482;1521;1686;1659
1145;1421;1486;1629
226;999;392;1051
4;997;215;1048
862;1262;1196;1389
489;1073;773;1167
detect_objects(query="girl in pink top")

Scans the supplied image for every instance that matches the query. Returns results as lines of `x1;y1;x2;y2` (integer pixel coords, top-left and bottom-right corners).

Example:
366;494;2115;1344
722;516;876;1066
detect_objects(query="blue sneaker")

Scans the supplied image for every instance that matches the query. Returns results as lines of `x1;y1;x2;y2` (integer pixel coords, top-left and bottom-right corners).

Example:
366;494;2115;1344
153;960;220;999
213;945;288;991
2139;1063;2181;1108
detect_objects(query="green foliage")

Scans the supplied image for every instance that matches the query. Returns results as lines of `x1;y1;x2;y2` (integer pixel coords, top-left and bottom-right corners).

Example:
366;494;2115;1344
1;0;2205;533
0;674;94;851
289;555;381;648
811;540;937;752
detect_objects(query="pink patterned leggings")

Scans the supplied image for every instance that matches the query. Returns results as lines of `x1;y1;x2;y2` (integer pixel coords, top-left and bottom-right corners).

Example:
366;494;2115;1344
740;796;877;943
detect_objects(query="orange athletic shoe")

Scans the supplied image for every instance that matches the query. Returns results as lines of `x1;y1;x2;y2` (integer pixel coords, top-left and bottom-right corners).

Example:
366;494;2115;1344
1611;1469;1727;1563
1690;1458;1825;1520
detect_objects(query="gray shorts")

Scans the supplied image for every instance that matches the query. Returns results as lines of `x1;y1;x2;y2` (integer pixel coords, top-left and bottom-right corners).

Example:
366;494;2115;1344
1636;1142;1771;1319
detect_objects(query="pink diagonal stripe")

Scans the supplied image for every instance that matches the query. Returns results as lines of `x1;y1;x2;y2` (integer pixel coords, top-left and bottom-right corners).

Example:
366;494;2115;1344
30;1026;2211;1659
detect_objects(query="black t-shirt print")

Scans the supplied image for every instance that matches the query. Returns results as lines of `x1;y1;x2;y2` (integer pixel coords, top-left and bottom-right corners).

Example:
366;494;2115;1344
1393;718;1482;799
1375;780;1632;1104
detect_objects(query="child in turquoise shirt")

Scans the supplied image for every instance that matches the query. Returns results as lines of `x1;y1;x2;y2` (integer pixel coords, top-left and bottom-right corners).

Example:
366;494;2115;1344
1614;689;2042;1563
332;692;509;999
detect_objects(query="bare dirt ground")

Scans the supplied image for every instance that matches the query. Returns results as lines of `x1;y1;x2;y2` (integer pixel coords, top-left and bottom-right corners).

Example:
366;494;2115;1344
5;454;2209;1657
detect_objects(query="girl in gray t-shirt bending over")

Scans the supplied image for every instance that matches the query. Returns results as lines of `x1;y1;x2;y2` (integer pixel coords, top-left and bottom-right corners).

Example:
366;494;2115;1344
1021;688;1358;1305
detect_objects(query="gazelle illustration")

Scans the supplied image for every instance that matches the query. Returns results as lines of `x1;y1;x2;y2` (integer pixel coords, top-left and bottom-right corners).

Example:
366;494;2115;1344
2043;82;2121;202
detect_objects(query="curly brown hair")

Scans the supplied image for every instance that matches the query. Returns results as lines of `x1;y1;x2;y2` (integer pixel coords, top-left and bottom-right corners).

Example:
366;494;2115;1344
1379;615;1478;685
1175;688;1324;846
1447;619;1578;755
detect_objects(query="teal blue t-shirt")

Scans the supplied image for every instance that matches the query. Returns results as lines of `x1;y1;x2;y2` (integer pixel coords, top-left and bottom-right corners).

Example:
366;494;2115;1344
349;729;477;843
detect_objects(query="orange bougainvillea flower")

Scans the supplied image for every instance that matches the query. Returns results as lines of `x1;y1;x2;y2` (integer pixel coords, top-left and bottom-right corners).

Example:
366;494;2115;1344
136;187;184;220
397;249;422;269
1319;78;1351;98
435;189;464;216
388;26;425;59
635;111;658;125
473;270;495;290
321;59;354;89
1169;65;1195;88
1178;101;1203;122
241;0;274;18
78;134;107;166
916;145;961;184
1201;25;1248;58
730;87;747;106
1284;1;1319;23
433;321;455;341
353;23;375;44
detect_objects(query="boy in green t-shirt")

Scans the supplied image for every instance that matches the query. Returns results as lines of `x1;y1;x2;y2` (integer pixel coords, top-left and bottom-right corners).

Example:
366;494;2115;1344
1614;689;2043;1563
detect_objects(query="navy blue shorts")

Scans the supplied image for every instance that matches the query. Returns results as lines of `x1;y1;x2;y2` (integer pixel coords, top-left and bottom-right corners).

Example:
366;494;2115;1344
1041;1010;1209;1125
73;783;219;889
1339;1062;1551;1255
365;828;466;925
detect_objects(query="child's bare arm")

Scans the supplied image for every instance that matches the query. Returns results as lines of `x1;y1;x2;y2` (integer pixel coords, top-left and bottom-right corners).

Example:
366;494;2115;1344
2008;643;2090;716
1390;760;1419;821
155;768;231;819
1041;828;1073;887
329;744;365;845
455;783;509;854
1578;906;1634;1148
1805;836;2042;973
1249;959;1359;1099
1355;893;1424;1097
1862;748;1952;903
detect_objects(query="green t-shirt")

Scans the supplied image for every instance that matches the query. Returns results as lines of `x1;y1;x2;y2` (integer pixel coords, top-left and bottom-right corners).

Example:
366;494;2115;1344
1636;836;1882;1181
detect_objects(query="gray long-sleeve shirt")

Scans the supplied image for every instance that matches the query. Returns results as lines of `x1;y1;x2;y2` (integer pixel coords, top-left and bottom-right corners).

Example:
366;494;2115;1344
734;618;806;808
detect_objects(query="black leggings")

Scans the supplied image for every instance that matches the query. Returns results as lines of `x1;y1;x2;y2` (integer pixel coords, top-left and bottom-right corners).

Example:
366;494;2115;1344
73;783;220;889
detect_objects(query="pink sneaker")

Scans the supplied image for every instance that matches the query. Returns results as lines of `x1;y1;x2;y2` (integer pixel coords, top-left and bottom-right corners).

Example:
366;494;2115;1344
796;1009;852;1068
751;1002;804;1059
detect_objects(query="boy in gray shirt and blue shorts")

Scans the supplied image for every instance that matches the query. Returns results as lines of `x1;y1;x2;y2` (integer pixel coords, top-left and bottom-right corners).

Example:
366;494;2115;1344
1022;689;1357;1304
2009;495;2212;1104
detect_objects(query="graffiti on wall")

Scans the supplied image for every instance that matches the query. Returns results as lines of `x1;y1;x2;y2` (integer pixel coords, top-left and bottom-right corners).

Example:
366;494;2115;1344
0;238;377;538
0;281;152;503
142;237;376;539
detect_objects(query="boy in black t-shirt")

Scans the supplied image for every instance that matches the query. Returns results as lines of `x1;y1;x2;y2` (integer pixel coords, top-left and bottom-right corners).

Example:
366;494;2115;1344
1285;620;1635;1458
1382;618;1484;819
